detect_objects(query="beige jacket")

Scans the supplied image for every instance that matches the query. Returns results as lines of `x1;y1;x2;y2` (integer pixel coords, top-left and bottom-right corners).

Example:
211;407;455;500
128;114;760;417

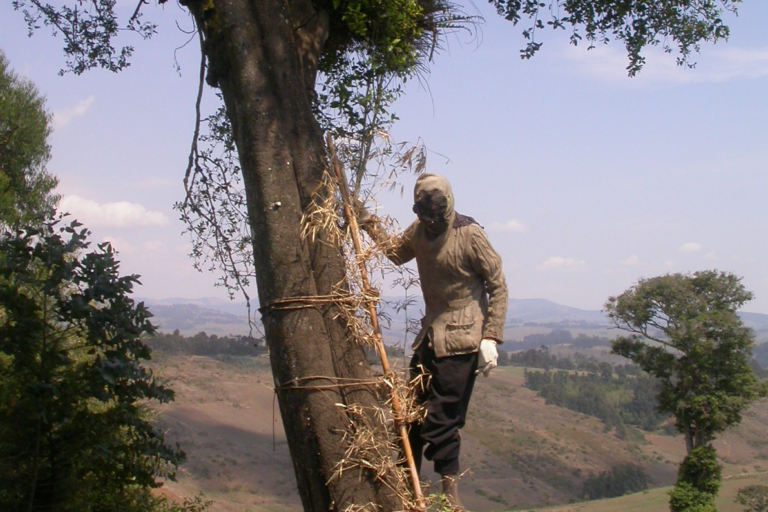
365;177;508;358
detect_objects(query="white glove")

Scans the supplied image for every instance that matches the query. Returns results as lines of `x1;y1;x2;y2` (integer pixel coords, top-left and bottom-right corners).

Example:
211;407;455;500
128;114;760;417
476;339;498;377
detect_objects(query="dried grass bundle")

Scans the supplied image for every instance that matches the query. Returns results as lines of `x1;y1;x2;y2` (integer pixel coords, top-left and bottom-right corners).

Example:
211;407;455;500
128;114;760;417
300;168;438;510
301;170;346;246
332;400;435;512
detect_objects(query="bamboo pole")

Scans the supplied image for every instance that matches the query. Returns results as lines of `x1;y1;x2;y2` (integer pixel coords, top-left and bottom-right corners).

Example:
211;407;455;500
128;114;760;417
326;134;426;511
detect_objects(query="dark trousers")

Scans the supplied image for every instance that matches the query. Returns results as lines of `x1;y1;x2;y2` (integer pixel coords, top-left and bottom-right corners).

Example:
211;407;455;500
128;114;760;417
408;341;478;476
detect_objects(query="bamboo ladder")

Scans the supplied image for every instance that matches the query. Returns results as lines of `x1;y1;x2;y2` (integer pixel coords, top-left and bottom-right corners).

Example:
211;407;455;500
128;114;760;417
326;134;426;511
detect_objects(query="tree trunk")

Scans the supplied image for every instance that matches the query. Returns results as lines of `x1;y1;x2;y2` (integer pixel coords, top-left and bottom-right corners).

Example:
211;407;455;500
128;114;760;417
182;1;399;510
694;428;705;449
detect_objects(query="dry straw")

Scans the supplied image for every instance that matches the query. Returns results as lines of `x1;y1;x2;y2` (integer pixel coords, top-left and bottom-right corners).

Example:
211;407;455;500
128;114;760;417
299;150;444;511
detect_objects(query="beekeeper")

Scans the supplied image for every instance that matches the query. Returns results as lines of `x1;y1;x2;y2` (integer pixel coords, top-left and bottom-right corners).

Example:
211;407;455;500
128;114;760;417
357;173;508;508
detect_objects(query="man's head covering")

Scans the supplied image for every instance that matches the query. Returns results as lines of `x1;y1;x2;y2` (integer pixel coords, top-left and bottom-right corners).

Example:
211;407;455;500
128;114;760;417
413;173;454;224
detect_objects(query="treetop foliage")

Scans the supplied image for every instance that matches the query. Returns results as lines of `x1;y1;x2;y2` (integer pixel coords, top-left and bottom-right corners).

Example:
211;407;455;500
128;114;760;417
320;0;461;75
490;0;739;75
606;271;767;449
11;0;159;75
0;50;58;227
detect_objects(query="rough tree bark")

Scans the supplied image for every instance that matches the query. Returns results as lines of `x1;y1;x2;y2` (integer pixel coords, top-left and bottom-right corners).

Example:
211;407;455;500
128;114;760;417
182;1;400;511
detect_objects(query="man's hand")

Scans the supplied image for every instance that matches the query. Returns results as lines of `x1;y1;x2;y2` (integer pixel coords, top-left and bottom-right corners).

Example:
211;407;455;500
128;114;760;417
476;339;498;377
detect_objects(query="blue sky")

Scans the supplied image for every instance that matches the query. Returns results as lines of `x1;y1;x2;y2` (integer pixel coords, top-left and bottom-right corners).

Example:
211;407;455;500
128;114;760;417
2;1;767;313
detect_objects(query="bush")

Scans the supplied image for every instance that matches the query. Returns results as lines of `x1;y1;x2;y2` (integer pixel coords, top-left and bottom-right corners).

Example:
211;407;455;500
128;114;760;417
669;482;717;512
669;446;722;512
736;485;768;512
678;446;722;495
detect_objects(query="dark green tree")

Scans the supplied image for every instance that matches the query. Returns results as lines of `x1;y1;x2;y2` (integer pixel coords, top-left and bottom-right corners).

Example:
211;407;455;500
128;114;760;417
0;216;185;512
606;270;768;510
0;49;58;227
581;463;648;500
9;1;748;510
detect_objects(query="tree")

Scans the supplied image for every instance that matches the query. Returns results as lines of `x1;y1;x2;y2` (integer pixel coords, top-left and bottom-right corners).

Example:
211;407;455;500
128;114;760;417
10;1;747;510
0;49;58;227
0;216;185;512
606;270;768;510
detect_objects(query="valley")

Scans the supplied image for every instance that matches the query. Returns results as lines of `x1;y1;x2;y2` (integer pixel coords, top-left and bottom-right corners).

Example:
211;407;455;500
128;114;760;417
150;352;768;512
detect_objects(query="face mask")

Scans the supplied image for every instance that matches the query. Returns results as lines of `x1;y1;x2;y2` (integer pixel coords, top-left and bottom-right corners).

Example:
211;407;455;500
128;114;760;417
413;190;449;238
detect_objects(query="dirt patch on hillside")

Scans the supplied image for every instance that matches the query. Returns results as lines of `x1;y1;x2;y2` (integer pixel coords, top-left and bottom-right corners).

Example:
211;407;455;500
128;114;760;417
153;355;300;512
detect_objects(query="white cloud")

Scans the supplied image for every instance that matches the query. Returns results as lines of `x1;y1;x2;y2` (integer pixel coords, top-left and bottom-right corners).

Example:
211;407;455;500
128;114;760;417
705;251;716;260
620;254;640;266
563;45;768;85
60;195;169;228
680;242;702;253
537;256;585;271
53;96;95;130
488;219;529;233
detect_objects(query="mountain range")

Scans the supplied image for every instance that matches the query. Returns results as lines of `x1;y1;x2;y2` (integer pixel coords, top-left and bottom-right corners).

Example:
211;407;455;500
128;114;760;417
136;296;768;341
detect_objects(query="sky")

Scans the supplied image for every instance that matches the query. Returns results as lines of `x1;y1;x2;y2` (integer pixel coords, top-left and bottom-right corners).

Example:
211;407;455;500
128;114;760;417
1;1;767;314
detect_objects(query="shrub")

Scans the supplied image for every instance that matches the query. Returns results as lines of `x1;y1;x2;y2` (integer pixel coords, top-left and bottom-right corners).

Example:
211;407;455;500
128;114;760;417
736;485;768;512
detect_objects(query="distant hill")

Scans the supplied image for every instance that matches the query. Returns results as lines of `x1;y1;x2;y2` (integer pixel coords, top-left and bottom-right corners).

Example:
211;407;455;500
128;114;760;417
740;312;768;328
136;295;768;340
140;302;255;336
740;312;768;342
506;298;608;326
139;296;254;317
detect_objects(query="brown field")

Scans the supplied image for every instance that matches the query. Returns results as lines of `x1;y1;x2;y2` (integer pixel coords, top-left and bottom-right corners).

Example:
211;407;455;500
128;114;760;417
150;354;768;512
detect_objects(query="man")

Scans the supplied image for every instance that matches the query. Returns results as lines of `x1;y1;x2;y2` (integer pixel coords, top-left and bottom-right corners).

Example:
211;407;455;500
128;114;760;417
358;173;508;508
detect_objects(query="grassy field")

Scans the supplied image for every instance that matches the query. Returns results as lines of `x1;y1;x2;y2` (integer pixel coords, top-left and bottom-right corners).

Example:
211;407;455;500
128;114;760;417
234;472;768;512
538;472;768;512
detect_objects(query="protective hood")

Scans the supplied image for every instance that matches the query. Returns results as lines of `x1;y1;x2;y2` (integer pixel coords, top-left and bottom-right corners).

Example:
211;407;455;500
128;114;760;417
413;173;454;225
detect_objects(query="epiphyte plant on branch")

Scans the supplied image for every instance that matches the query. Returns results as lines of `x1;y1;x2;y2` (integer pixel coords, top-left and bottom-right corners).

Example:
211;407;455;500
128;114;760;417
9;1;749;511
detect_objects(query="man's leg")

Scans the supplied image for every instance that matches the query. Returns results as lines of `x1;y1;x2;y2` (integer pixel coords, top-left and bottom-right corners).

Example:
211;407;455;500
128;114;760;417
419;348;478;507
